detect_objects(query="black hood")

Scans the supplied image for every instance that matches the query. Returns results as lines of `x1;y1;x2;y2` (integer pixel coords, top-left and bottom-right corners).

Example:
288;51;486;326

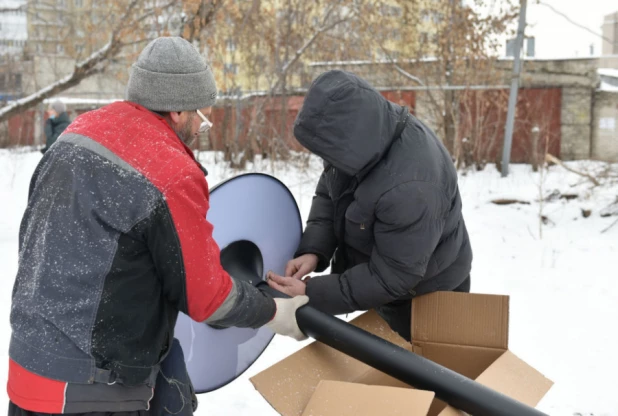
293;70;406;176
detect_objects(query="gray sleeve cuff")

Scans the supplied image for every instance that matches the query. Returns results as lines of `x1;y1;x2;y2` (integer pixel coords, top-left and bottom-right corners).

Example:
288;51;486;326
205;278;276;329
305;274;358;316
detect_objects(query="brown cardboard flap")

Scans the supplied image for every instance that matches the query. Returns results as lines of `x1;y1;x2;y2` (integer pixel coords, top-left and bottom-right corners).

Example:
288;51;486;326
301;380;435;416
352;370;449;416
352;343;503;390
350;309;412;347
414;342;505;381
412;292;509;349
251;310;411;416
357;344;504;416
438;350;553;415
436;404;468;416
353;367;411;388
475;350;553;408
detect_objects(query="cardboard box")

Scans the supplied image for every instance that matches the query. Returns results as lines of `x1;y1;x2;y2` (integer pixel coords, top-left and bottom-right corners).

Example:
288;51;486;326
251;292;553;416
302;380;435;416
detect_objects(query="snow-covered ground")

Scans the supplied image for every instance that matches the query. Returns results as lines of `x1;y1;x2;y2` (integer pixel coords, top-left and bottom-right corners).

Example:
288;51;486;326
1;149;617;415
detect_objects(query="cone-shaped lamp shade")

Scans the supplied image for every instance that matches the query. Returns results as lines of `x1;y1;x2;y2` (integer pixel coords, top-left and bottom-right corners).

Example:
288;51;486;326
173;173;302;393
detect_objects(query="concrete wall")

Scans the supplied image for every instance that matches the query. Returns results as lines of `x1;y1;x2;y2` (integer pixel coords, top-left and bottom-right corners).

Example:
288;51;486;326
560;88;593;159
515;58;599;89
591;90;618;161
600;55;618;69
601;12;618;56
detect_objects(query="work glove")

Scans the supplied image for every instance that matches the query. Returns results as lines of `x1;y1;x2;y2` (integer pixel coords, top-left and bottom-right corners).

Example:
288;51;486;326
266;295;309;341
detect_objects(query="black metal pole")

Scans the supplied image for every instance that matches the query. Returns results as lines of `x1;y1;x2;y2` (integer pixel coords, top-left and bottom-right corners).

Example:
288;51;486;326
221;241;547;416
258;284;547;416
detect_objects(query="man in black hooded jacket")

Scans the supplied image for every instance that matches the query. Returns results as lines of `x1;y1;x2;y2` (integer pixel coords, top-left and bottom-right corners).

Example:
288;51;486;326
267;70;472;341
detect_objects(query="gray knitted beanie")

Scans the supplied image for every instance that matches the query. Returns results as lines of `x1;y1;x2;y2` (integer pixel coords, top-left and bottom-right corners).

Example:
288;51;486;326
126;37;217;112
51;100;66;114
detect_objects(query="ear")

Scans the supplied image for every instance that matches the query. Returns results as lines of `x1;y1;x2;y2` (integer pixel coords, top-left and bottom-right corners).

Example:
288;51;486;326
169;111;182;124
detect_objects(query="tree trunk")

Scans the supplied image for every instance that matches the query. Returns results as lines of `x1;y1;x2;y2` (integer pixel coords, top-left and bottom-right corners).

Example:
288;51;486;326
443;89;457;156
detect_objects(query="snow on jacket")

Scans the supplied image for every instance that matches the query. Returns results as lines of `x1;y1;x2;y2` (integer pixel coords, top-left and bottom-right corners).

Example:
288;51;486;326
294;70;473;315
8;101;275;413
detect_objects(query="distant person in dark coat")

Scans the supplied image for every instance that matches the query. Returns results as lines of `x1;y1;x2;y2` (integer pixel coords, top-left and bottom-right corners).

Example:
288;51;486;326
267;70;473;341
42;99;71;153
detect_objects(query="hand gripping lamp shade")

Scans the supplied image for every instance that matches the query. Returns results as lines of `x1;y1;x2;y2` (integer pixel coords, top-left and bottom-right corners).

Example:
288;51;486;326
173;173;302;393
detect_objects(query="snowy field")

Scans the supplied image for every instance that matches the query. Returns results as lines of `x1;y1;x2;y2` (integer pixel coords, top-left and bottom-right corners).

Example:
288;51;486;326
1;149;617;416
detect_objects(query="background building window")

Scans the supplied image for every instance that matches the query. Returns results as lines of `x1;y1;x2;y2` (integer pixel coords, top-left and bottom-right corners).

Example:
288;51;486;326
226;38;236;52
224;63;238;75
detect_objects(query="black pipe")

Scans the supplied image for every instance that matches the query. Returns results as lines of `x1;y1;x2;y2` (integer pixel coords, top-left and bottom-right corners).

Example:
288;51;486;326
220;241;548;416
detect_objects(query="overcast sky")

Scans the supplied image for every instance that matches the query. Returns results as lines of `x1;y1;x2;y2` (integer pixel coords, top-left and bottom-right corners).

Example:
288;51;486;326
507;0;617;59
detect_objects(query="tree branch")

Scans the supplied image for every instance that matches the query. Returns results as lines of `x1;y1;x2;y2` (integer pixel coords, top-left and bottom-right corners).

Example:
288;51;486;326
270;4;356;92
601;217;618;234
184;0;221;43
354;12;425;87
545;154;600;186
0;5;26;13
392;65;426;87
0;0;141;123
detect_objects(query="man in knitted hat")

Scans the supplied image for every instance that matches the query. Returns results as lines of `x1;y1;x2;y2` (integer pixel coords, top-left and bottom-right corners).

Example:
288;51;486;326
7;37;308;416
41;99;71;154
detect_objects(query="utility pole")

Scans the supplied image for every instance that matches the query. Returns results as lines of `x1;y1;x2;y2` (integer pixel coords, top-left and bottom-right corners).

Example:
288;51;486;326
501;0;527;177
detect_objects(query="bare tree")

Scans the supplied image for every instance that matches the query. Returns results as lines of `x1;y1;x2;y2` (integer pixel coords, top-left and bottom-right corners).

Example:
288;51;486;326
458;88;510;170
0;0;199;124
198;0;362;168
363;1;517;164
182;0;225;42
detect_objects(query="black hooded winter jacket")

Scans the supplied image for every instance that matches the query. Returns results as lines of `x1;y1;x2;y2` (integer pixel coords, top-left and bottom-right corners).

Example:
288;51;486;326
293;70;473;323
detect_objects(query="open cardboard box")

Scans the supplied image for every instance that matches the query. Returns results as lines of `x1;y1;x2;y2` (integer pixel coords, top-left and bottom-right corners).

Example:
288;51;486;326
251;292;553;415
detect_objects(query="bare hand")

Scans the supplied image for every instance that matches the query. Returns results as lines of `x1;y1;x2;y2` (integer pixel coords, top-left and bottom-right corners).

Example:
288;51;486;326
285;254;318;279
267;271;307;297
